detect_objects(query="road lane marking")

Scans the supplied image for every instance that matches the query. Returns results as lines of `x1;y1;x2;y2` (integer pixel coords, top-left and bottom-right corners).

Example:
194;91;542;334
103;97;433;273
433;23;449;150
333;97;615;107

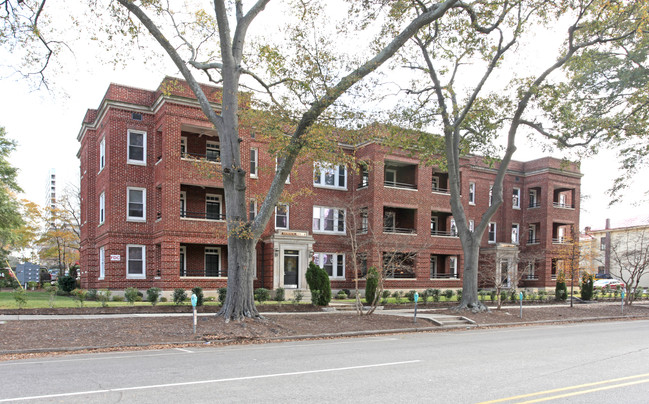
479;372;649;403
0;359;421;402
517;378;649;403
174;348;194;353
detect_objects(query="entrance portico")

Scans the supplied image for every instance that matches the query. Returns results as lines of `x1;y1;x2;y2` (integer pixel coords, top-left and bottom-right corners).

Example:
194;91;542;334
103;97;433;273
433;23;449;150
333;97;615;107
265;230;315;291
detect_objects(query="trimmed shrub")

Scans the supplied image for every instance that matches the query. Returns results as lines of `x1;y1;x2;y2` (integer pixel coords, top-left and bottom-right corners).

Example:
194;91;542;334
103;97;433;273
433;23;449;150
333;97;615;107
336;290;347;299
443;289;453;300
146;287;162;306
342;289;351;297
292;290;303;304
311;290;322;306
160;297;168;303
405;290;417;302
124;287;140;305
555;271;568;301
274;287;285;303
392;290;403;304
112;295;125;302
218;287;227;304
87;289;98;301
173;288;187;305
306;262;331;306
580;273;594;301
431;289;441;302
12;288;27;308
97;289;111;307
456;289;462;301
191;287;204;306
71;289;88;307
57;275;76;294
381;290;390;305
364;267;379;304
254;288;270;304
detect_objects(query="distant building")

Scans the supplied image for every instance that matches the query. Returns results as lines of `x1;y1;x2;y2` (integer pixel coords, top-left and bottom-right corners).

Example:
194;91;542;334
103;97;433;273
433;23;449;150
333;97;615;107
583;217;649;288
14;262;41;286
77;78;582;293
45;168;57;210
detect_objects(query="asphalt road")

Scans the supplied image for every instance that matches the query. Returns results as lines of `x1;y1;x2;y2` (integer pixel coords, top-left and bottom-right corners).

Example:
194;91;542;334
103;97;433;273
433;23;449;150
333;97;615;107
1;320;648;403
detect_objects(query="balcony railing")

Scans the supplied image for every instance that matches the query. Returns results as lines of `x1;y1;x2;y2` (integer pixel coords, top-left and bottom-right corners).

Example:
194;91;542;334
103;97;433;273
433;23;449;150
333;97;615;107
181;152;221;163
430;273;459;279
384;181;417;190
528;201;541;208
383;227;416;234
432;186;450;194
552;237;569;244
553;202;575;209
431;230;459;237
525;275;539;280
527;238;540;244
181;211;225;221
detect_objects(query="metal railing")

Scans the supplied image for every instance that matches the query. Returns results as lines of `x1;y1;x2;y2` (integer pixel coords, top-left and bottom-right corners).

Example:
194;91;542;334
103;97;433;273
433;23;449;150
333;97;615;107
527;238;540;244
430;273;459;279
432;186;450;194
553;202;574;209
528;201;541;208
383;227;416;234
181;211;225;221
181;151;221;163
431;230;459;237
552;237;569;244
384;181;417;190
525;275;539;280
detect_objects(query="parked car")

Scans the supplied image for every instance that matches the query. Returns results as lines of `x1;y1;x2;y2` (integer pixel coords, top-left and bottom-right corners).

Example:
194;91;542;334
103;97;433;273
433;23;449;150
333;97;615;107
595;272;613;280
593;279;625;290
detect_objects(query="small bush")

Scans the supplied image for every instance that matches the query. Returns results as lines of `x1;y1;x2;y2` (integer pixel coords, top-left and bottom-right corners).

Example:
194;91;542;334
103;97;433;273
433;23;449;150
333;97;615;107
490;290;497;301
254;288;271;304
160;296;168;303
365;267;379;304
292;290;303;304
173;288;187;305
27;281;38;290
392;290;403;304
500;291;508;302
218;287;227;304
311;290;322;306
45;284;58;308
431;289;441;302
443;289;453;300
342;289;351;297
97;289;111;307
381;290;390;305
510;290;517;302
87;289;98;301
336;290;347;299
478;290;486;301
422;289;432;304
405;290;417;302
71;289;88;307
12;288;27;309
456;289;462;301
112;295;125;302
306;262;331;306
274;287;285;303
191;287;204;306
580;273;594;301
146;287;162;306
124;287;140;305
555;271;568;301
57;275;76;294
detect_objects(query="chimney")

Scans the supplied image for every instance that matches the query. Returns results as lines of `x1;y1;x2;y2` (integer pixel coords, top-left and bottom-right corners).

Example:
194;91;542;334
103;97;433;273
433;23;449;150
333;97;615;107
585;226;591;233
605;218;611;230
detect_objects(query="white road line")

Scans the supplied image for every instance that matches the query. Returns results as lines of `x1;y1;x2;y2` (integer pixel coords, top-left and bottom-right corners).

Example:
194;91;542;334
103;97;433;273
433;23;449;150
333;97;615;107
175;348;194;353
0;360;421;402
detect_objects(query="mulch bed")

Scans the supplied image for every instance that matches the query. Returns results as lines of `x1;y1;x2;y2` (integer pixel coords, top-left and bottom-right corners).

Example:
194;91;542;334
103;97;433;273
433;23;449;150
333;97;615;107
1;302;648;361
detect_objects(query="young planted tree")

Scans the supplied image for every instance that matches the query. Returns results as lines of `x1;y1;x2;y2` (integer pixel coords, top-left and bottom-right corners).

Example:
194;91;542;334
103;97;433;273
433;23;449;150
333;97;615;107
387;1;648;311
609;227;649;306
105;0;461;321
552;229;582;307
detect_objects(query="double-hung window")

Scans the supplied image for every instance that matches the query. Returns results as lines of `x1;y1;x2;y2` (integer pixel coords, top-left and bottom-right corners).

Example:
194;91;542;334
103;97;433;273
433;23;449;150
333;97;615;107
313;253;345;278
180;137;187;157
99;137;105;172
250;148;258;178
488;222;497;243
206;194;222;220
360;208;368;233
468;182;476;205
127;187;146;222
249;199;258;221
127;129;146;165
126;245;146;279
99;246;105;279
512;187;521;209
206;140;220;162
449;256;458;278
511;223;520;244
489;185;493;206
99;192;105;225
312;206;345;234
205;247;221;277
276;204;289;229
313;162;346;189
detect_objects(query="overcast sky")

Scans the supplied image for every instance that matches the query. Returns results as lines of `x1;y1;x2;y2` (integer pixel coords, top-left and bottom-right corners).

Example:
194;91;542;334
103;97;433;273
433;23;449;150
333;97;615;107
1;2;646;231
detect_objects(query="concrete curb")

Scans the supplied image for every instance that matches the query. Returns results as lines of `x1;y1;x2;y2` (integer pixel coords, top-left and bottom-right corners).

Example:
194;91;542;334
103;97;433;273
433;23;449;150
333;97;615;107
2;315;646;357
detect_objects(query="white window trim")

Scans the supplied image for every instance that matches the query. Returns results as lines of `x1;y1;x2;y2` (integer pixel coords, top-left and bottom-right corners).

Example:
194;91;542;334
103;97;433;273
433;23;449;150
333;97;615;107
180;191;186;218
127;129;147;166
488;222;497;244
529;224;537;243
99;192;105;225
313;162;347;190
469;182;476;205
206;193;223;220
98;246;105;280
126;187;147;222
249;198;258;221
180;136;187;158
99;137;105;173
512;187;521;209
206;140;220;163
312;206;346;234
179;246;187;277
204;246;223;277
512;223;520;244
126;244;146;279
313;252;345;279
450;256;458;278
275;204;289;229
385;168;397;186
250;148;258;178
430;255;438;279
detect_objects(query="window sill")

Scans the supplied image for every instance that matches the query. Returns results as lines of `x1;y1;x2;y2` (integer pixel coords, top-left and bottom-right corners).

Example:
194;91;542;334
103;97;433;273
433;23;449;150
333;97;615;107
313;184;347;191
127;218;147;223
126;275;146;280
250;174;258;179
98;277;104;280
180;276;227;279
312;231;346;235
127;160;147;166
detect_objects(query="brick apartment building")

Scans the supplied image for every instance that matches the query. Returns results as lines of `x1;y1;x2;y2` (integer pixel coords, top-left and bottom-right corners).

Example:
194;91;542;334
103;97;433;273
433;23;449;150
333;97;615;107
77;77;581;294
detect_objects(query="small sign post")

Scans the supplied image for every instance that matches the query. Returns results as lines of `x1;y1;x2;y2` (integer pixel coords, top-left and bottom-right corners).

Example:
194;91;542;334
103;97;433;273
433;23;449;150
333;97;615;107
413;292;419;323
191;293;198;334
621;289;625;315
519;291;523;319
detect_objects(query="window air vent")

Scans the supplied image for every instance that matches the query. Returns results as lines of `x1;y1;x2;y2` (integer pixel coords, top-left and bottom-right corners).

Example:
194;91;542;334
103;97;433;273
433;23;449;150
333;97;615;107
132;112;143;121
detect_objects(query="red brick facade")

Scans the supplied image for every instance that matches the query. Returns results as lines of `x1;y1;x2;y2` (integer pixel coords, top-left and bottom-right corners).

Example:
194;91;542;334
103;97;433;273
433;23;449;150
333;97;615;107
78;78;581;293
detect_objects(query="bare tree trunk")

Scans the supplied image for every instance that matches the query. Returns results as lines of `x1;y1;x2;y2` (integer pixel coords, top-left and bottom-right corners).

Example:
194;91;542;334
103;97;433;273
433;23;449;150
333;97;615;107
456;239;487;312
218;238;259;320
